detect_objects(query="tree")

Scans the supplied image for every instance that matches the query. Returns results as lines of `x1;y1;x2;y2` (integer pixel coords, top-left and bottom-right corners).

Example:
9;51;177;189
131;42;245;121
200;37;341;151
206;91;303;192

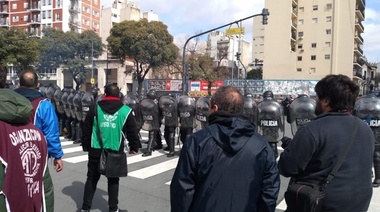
39;28;103;89
0;27;41;71
188;52;216;96
107;19;179;99
246;67;263;79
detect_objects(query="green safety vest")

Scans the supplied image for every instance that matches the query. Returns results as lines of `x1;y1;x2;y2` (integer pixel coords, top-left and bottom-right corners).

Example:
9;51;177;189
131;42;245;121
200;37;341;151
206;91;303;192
91;105;131;151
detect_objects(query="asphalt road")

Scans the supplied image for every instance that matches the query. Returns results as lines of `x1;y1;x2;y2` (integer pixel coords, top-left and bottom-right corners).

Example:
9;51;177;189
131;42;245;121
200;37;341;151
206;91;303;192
50;121;380;212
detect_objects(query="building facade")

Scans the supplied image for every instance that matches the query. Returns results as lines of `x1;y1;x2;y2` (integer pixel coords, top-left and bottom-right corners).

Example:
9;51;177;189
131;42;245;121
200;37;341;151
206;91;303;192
259;0;365;83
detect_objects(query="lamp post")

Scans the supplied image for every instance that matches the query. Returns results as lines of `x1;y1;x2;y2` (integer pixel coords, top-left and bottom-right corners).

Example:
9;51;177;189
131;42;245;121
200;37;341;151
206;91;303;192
91;40;94;87
181;8;270;95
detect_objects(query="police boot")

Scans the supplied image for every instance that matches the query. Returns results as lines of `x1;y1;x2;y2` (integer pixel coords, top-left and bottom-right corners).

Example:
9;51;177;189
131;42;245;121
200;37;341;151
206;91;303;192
269;142;278;158
373;148;380;187
167;128;175;157
142;131;155;157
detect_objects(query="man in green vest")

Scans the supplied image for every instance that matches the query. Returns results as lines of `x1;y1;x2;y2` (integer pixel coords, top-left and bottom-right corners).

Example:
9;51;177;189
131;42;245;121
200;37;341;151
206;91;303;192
81;84;140;212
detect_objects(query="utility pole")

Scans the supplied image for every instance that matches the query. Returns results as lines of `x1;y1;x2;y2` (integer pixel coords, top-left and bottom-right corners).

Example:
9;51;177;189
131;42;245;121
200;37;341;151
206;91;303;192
91;40;94;87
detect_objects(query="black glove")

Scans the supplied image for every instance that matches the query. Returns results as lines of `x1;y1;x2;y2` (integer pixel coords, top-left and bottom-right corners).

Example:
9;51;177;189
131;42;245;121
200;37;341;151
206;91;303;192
82;144;89;152
281;136;293;149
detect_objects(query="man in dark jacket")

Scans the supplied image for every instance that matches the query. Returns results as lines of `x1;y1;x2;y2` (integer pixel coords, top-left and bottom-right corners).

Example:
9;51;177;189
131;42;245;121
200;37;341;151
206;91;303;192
279;74;375;211
80;84;140;212
170;86;280;212
0;66;54;211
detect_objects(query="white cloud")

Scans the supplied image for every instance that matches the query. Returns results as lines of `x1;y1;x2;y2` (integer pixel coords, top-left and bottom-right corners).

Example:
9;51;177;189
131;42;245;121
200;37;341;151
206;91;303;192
363;8;380;62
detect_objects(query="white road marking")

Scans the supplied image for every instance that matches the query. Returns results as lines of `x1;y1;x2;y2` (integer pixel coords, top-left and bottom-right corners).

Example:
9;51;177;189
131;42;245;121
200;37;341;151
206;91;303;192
128;158;179;179
63;155;88;163
63;146;83;154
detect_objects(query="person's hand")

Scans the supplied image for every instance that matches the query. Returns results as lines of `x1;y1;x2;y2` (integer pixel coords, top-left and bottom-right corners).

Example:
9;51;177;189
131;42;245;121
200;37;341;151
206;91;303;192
53;158;63;172
281;136;293;149
82;145;89;152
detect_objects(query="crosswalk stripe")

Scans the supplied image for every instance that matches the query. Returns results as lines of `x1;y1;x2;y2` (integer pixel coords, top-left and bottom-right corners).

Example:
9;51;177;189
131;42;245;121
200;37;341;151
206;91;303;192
63;155;88;163
276;199;287;210
128;158;179;179
165;181;171;185
63;146;83;154
61;141;74;146
128;151;167;164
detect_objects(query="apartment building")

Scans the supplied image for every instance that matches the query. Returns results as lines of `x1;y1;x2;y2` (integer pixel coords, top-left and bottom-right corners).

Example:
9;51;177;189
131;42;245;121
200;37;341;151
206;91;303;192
206;31;250;75
0;0;100;36
257;0;365;82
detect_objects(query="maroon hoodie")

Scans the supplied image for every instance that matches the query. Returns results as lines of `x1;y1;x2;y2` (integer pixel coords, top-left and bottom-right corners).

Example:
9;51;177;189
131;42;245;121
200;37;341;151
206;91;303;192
0;120;48;212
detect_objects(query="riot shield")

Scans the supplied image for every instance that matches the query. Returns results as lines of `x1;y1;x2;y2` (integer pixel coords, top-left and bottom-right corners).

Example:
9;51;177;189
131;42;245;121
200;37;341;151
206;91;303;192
159;95;178;128
243;93;258;128
140;98;161;131
54;88;65;115
195;96;210;130
81;91;94;122
257;98;284;142
178;95;196;129
123;94;142;130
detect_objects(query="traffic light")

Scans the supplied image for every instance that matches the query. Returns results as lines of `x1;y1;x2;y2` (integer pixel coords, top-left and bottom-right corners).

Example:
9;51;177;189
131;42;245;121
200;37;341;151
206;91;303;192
185;63;191;79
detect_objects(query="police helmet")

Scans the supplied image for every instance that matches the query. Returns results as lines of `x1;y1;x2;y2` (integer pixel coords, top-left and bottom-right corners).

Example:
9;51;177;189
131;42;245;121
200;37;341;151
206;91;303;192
263;90;274;99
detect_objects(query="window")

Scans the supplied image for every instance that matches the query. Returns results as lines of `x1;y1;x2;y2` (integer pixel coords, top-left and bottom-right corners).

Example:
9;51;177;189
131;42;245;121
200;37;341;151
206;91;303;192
311;55;316;60
12;3;17;9
299;7;304;12
24;2;29;9
47;10;51;19
42;11;46;19
313;5;318;11
326;16;332;22
297;68;302;72
310;68;316;73
12;16;19;22
311;43;317;48
48;0;51;5
55;13;60;21
57;0;61;8
298;31;304;38
326;29;331;35
298;44;303;49
24;15;28;21
325;54;331;60
325;42;331;47
42;0;46;6
298;56;302;61
298;19;304;25
312;18;318;23
326;3;332;10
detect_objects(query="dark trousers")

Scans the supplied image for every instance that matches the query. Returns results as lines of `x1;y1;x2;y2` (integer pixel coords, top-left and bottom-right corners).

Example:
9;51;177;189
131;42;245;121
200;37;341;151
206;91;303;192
82;155;120;211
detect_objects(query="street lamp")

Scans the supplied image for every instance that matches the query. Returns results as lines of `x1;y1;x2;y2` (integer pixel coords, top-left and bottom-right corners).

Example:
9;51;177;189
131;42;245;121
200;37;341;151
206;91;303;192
91;39;94;86
181;8;270;95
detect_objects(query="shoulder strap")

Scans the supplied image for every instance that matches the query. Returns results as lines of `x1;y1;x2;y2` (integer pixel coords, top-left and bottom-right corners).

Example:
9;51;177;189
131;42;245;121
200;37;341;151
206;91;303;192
322;117;358;190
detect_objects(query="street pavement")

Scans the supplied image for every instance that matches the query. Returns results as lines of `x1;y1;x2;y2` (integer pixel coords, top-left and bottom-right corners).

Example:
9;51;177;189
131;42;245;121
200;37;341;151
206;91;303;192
52;128;380;212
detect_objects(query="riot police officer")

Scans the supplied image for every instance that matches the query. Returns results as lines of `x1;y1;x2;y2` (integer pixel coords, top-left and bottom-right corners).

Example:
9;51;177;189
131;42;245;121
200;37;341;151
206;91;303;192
140;89;161;156
62;88;72;139
243;93;258;131
354;94;380;187
67;89;77;141
287;94;316;136
159;94;178;157
195;96;210;131
54;87;66;135
178;95;196;144
73;90;84;144
257;91;284;158
122;93;143;131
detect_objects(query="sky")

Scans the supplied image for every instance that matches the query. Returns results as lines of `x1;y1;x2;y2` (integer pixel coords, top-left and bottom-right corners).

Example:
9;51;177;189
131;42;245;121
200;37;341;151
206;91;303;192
102;0;380;63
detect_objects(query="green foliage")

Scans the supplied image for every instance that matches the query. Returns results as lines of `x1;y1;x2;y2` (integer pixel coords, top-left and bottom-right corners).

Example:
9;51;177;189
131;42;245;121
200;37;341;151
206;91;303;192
0;27;41;71
39;28;103;89
246;67;263;79
107;19;178;98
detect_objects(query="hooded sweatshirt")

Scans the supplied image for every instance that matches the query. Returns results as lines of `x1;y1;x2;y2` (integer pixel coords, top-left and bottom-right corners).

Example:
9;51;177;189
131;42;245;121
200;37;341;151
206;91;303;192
0;89;54;212
170;111;280;212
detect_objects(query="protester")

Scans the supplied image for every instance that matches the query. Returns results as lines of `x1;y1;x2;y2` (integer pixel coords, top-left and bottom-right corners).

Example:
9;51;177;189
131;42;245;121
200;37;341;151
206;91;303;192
14;70;64;172
170;86;280;212
279;74;375;211
80;84;140;212
0;66;54;211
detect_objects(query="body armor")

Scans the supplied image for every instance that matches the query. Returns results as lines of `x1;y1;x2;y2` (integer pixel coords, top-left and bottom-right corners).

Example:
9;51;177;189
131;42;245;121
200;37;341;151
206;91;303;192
243;93;258;130
54;87;65;135
122;94;142;130
73;91;84;144
354;95;380;187
140;97;161;156
288;94;316;136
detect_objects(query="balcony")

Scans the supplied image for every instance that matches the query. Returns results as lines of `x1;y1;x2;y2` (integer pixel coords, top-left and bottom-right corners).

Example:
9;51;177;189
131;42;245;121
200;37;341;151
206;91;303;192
355;32;364;44
356;6;365;21
354;45;363;56
291;21;297;30
357;0;365;7
69;7;80;13
355;21;364;33
292;8;297;19
28;18;41;25
29;5;41;12
0;19;9;27
0;8;9;14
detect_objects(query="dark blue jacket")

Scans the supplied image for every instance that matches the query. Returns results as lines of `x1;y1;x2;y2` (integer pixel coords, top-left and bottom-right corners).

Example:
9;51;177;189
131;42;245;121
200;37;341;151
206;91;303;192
14;87;64;159
170;111;280;212
279;113;374;211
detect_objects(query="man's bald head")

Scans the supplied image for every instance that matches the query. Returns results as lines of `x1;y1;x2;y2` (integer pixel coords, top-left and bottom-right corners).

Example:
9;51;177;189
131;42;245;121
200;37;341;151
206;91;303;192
210;86;244;114
19;70;39;89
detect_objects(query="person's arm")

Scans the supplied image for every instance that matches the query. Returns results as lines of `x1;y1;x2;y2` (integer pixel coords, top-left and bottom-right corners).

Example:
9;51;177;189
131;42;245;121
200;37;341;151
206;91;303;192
278;127;316;177
257;143;280;212
170;137;196;212
37;101;64;172
123;113;140;153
